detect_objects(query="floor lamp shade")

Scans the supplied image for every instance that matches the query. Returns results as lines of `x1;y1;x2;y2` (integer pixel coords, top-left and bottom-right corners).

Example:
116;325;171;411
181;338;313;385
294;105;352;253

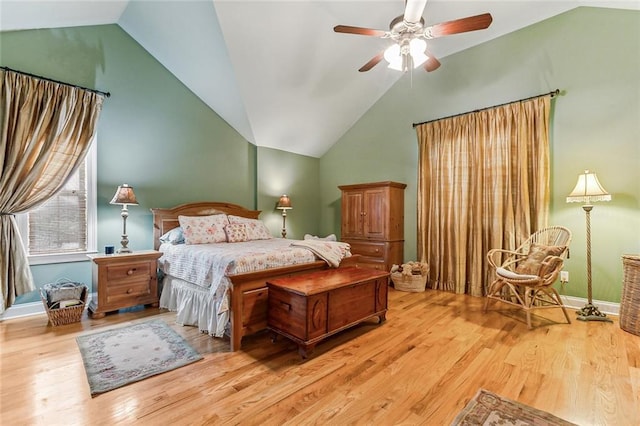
566;170;611;204
110;184;139;253
566;170;611;322
276;195;292;238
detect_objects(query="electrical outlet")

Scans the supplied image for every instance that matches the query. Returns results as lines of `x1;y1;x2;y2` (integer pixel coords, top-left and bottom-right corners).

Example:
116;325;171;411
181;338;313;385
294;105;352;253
560;271;569;283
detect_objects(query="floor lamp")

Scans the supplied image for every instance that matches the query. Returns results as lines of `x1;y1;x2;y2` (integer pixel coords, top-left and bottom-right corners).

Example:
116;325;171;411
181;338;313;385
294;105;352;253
276;194;292;238
566;170;612;322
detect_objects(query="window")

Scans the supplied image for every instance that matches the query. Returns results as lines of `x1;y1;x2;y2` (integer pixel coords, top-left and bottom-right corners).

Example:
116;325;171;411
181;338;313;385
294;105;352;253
17;141;97;265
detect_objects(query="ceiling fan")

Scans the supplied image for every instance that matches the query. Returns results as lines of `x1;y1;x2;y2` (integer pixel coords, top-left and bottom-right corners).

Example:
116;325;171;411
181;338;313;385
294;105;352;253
334;0;493;73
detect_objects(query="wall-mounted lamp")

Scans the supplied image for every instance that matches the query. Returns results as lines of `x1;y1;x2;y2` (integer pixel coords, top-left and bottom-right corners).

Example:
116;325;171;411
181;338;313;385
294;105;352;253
110;183;138;253
276;194;292;238
566;170;612;323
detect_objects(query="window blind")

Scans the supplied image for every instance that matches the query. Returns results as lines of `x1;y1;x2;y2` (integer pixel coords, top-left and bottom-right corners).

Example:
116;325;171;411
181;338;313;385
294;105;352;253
28;162;87;254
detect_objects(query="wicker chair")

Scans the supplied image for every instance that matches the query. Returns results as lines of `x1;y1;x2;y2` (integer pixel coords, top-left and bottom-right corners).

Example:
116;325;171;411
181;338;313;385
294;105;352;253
484;226;572;329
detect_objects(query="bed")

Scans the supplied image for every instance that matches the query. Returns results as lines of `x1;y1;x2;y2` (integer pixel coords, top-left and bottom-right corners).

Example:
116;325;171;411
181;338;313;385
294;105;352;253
151;201;356;351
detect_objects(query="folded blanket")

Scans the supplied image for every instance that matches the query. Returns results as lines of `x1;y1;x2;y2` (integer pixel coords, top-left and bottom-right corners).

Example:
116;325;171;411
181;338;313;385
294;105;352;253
290;240;351;268
304;233;337;241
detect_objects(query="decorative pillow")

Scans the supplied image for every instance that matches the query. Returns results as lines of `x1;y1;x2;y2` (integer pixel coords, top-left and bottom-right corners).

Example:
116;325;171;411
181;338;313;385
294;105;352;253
178;214;229;244
515;243;565;275
227;215;273;240
159;226;185;245
225;223;248;243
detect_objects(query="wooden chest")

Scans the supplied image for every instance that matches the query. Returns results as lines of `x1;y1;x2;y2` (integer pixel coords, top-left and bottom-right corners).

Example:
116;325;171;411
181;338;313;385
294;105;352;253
267;267;389;358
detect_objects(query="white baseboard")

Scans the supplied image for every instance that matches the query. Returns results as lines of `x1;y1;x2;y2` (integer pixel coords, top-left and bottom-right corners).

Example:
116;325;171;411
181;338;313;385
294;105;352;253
560;295;620;316
1;294;619;321
0;301;46;321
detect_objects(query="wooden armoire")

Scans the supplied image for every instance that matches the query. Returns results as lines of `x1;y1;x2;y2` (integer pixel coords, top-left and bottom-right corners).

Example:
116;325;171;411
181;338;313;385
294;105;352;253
338;181;406;271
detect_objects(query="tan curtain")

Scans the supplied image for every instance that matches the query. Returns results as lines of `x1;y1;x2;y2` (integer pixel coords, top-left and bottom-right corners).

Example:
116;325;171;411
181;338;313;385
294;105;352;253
0;70;104;313
416;96;551;296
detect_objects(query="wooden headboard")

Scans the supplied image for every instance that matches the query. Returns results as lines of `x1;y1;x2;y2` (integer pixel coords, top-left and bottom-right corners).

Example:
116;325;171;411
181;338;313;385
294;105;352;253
150;201;261;250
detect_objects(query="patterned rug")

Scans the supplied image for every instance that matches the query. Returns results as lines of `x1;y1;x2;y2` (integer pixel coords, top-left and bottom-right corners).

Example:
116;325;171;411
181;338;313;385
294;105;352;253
76;319;202;396
452;389;577;425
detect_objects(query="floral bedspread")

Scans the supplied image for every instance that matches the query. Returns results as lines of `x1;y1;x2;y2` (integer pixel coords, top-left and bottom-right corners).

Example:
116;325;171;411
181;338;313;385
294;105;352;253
159;239;319;292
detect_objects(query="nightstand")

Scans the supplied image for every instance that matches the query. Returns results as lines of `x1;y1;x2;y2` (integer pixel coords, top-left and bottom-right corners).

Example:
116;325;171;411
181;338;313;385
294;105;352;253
87;250;162;318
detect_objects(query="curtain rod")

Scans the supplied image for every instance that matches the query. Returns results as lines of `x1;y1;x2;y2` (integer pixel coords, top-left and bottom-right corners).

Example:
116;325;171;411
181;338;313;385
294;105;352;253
412;89;560;128
1;66;111;98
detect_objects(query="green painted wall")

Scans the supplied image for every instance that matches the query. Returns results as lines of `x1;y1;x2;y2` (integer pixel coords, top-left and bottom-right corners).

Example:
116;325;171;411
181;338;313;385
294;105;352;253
256;147;320;240
1;24;316;304
319;7;640;303
2;7;637;307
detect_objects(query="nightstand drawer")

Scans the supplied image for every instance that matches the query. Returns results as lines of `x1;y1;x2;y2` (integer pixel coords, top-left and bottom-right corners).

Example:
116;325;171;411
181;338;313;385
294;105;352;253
106;280;152;304
107;262;151;282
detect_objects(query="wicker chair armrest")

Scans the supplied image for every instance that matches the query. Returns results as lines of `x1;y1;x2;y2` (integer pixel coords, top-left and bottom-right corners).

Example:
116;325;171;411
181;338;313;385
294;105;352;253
487;248;526;270
537;255;564;283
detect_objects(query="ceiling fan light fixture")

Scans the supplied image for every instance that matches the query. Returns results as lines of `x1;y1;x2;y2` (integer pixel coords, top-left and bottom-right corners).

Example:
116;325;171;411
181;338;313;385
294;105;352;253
409;38;428;68
384;44;403;71
384;39;428;71
409;38;427;54
411;52;428;68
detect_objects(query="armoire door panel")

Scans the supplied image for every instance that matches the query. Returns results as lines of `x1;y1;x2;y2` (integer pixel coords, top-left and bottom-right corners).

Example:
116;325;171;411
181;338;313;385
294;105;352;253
364;188;387;238
342;191;364;238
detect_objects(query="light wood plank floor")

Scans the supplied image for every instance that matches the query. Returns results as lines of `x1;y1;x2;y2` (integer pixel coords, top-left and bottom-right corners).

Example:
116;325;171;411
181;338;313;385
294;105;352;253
1;288;639;425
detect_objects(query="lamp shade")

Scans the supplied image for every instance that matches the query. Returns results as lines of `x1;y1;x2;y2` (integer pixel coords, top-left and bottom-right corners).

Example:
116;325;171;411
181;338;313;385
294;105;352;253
110;184;139;205
276;194;292;210
566;170;611;204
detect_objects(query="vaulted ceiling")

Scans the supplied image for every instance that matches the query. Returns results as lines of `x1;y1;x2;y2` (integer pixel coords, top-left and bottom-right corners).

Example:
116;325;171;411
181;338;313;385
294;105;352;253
1;1;637;157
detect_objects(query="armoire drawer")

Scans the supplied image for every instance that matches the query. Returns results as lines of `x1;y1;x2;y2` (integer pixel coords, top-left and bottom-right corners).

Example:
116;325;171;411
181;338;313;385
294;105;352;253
347;241;387;259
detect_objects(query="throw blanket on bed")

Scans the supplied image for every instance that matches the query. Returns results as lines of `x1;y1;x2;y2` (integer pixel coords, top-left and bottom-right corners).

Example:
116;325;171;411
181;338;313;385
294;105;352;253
290;240;351;267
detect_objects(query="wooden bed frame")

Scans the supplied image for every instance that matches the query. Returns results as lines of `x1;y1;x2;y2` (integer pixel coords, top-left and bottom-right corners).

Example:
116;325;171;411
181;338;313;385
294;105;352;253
151;201;356;351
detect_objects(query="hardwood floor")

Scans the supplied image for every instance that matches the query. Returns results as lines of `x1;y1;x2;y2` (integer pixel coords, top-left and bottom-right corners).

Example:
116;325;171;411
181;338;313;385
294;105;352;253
1;288;638;425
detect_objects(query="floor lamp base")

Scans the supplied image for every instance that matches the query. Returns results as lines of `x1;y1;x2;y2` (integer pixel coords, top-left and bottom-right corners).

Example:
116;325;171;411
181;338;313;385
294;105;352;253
576;303;613;323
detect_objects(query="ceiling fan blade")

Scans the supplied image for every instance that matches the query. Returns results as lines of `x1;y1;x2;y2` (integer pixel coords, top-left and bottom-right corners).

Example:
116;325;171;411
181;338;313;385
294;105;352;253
403;0;428;24
423;50;441;72
423;13;493;39
334;25;387;37
359;53;385;72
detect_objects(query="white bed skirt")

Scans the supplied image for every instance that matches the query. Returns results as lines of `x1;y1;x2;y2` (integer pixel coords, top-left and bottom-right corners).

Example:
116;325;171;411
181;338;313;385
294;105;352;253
160;275;230;338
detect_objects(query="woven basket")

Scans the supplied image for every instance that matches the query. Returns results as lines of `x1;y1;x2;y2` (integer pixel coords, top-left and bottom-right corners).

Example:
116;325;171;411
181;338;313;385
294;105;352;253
40;286;87;326
391;272;428;292
620;255;640;336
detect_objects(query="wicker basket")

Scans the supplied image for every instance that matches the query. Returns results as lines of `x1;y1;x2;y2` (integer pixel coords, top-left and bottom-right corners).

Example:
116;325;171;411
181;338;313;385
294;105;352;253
620;255;640;336
391;272;428;292
40;286;87;326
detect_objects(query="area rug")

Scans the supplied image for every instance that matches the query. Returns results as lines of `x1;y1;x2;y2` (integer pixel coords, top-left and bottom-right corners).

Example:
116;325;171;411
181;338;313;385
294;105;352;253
76;319;202;396
451;389;577;426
